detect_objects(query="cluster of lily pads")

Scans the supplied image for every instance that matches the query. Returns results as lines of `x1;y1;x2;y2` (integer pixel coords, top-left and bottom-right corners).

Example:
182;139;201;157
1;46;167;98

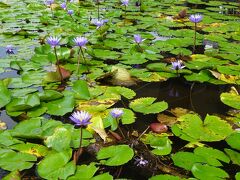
0;0;240;179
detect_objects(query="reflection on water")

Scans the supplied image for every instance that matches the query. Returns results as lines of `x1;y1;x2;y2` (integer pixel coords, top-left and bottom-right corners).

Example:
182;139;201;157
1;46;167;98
0;110;17;129
133;79;230;117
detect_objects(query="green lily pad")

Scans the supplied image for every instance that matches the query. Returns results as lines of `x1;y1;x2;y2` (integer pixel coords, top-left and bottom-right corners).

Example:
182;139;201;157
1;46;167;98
45;91;74;116
220;92;240;110
171;114;234;142
0;150;37;171
97;145;134;166
129;97;168;114
72;80;91;100
37;149;75;180
191;163;229;180
0;81;11;108
45;127;71;152
226;132;240;150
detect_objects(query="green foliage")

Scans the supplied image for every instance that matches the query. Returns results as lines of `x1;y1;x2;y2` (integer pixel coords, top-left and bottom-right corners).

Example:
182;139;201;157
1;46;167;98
44;91;74;116
172;114;233;142
220;92;240;110
226;132;240;150
0;81;11;108
191;163;229;180
37;150;75;179
129;97;168;114
0;150;37;171
72;80;91;100
97;145;134;166
142;133;172;155
150;174;181;180
45;127;71;152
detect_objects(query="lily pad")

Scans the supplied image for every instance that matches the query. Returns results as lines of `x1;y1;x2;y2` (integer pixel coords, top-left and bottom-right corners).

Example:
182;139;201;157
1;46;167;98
97;145;134;166
171;114;233;142
129;97;168;114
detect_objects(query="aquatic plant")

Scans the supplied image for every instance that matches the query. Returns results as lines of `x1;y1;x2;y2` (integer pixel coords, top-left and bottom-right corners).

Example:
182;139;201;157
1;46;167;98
60;2;67;10
73;36;89;77
47;36;64;82
189;14;203;53
121;0;129;19
70;110;92;163
5;45;14;54
92;19;108;29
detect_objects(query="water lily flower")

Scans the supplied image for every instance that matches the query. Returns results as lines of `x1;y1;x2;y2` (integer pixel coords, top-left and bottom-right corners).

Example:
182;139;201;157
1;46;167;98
189;14;203;23
110;108;124;119
70;111;92;126
68;9;74;15
60;2;67;10
45;0;54;6
134;156;148;167
73;37;88;48
92;19;108;29
171;60;185;70
47;36;61;48
5;45;14;54
134;34;144;44
121;0;129;6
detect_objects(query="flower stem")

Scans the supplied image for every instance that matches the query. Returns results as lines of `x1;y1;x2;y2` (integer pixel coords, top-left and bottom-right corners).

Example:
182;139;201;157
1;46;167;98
74;127;83;164
97;0;100;20
77;48;81;80
50;6;54;18
54;47;63;82
193;22;197;54
115;118;125;138
80;47;89;73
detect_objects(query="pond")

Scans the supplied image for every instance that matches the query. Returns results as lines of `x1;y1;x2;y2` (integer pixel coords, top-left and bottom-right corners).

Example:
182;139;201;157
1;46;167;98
0;0;240;179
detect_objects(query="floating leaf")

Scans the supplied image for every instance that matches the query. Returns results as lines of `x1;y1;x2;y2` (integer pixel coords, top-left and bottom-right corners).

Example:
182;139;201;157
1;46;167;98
45;127;71;152
72;80;91;100
143;133;172;155
0;81;11;108
97;145;134;166
67;163;98;180
2;170;21;180
45;91;74;116
194;147;230;166
129;97;168;114
172;152;206;171
0;150;37;171
224;148;240;165
6;93;40;112
226;132;240;150
10;142;48;157
220;92;240;110
37;150;75;180
172;114;233;142
191;163;229;180
150;174;181;180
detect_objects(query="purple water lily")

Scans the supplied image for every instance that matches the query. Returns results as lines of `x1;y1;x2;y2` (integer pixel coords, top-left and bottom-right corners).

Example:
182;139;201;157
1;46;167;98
189;14;203;23
45;0;54;6
47;36;61;48
134;34;144;44
73;37;88;48
68;9;74;15
60;2;67;10
121;0;129;6
5;45;14;54
110;108;124;119
171;60;185;70
70;111;92;127
92;19;108;29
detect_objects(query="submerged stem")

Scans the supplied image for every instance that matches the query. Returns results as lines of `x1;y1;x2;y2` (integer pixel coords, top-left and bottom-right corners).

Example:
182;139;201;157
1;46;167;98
54;47;63;82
